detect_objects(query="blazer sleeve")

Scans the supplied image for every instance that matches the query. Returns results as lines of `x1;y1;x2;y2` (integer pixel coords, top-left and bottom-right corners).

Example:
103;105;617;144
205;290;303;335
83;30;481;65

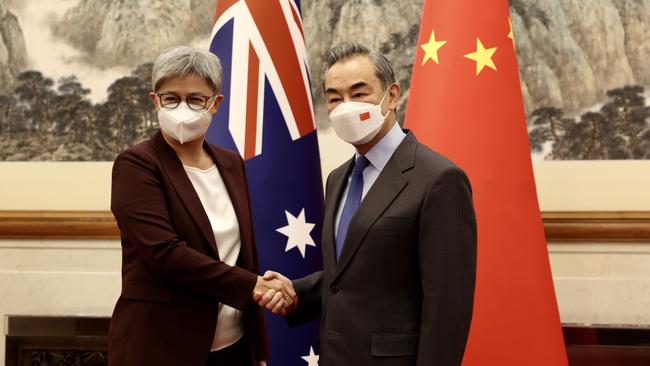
287;270;324;327
238;154;271;362
111;149;258;310
416;167;477;366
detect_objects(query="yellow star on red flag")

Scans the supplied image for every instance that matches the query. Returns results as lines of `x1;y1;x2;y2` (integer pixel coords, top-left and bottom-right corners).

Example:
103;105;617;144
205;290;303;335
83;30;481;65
508;18;514;42
420;29;447;65
464;38;497;75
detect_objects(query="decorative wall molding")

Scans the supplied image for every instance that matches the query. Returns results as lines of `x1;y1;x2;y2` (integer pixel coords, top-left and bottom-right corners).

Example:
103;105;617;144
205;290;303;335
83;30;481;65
543;211;650;242
0;211;119;239
0;211;649;241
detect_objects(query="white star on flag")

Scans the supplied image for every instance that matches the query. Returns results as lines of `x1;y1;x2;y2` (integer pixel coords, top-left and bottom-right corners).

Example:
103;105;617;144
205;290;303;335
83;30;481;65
276;208;316;258
301;346;319;366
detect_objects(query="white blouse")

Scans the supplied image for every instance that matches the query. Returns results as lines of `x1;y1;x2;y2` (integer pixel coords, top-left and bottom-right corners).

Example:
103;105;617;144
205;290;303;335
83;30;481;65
183;164;244;352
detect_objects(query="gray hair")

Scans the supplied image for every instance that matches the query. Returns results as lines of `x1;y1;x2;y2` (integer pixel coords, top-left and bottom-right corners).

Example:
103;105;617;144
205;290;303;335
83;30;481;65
323;42;396;90
152;46;223;93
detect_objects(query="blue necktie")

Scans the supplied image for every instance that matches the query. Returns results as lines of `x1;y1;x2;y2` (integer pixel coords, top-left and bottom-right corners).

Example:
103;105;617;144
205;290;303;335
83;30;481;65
336;155;370;260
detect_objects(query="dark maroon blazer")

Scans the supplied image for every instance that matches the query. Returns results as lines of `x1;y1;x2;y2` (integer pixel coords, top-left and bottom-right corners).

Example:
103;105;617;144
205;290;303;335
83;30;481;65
108;131;269;366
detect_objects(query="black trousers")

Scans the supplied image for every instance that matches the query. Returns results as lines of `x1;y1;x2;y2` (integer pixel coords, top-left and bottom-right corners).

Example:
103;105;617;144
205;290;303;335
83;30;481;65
206;336;254;366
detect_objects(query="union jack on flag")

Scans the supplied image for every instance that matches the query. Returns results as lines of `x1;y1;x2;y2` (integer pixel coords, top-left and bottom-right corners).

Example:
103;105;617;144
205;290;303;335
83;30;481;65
210;0;315;159
206;1;323;365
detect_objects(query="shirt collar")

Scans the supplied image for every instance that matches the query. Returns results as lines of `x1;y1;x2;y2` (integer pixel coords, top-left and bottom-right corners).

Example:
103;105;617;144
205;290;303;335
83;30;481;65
356;122;406;172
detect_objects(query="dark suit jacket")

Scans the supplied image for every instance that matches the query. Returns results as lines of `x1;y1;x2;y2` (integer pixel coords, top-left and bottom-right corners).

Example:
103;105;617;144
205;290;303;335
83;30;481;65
108;131;269;366
290;130;477;366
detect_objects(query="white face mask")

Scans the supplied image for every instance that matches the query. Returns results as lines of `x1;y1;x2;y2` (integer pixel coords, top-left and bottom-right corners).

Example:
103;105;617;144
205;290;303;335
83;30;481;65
328;88;391;145
157;99;216;144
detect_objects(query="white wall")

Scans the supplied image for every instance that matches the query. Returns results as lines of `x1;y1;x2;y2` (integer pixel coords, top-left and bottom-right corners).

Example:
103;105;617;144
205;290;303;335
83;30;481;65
549;242;650;325
3;240;650;364
0;240;121;365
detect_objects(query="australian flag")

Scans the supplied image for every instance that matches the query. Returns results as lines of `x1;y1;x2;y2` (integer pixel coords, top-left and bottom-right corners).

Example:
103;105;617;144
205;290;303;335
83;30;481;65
207;1;323;365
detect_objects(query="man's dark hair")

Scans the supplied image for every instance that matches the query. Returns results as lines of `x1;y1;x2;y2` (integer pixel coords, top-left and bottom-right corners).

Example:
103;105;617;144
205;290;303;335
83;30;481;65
323;41;396;90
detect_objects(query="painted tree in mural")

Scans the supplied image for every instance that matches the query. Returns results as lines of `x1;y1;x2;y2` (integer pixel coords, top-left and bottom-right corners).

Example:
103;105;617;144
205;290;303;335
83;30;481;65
0;94;20;139
529;85;650;160
574;111;626;160
101;64;155;154
14;71;56;139
0;63;156;161
601;86;650;159
528;107;572;158
54;77;91;139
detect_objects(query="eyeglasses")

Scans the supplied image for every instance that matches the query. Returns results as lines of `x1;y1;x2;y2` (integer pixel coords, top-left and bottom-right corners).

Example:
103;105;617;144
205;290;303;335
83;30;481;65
156;93;216;111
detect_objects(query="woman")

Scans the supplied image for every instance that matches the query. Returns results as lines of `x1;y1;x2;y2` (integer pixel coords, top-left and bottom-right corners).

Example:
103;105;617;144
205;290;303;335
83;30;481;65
108;46;292;366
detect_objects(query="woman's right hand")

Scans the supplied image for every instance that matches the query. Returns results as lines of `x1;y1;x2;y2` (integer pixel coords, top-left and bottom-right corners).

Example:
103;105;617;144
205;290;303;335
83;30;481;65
252;274;297;315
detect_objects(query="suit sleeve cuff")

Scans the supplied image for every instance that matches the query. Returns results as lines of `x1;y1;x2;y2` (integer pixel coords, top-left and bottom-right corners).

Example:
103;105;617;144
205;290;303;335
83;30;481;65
221;266;258;310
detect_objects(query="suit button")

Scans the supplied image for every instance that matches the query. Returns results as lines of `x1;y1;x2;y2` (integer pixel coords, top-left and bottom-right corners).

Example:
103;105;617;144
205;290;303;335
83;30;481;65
331;286;340;294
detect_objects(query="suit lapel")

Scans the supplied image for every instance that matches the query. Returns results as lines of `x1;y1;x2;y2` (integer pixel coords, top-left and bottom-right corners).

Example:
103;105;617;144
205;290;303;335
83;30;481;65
323;157;355;272
333;131;417;282
152;132;220;258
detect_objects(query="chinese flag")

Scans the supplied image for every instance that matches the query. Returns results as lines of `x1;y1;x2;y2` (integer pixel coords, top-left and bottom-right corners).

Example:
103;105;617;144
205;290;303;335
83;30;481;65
404;1;568;365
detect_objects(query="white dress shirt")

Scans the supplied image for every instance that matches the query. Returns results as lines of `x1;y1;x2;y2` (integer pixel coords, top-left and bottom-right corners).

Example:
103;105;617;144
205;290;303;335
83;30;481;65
334;122;407;236
182;164;245;352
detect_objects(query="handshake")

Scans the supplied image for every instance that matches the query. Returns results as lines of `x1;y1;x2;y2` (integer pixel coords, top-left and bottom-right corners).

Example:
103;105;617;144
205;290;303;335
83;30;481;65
252;271;297;316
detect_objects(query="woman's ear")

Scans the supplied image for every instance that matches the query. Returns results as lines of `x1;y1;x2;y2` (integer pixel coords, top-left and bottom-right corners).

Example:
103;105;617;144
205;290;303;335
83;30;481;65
149;92;160;112
210;95;224;115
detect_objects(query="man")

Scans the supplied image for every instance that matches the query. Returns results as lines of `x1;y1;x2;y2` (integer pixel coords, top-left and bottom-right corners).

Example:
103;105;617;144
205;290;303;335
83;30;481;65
256;42;477;366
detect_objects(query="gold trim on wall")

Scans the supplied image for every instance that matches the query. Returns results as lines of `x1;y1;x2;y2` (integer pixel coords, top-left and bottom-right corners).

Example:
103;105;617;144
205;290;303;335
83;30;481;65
543;211;650;242
0;211;119;239
0;211;649;241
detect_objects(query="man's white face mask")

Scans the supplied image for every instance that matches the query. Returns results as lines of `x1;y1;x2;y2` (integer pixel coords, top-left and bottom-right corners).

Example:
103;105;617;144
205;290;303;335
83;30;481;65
328;88;391;145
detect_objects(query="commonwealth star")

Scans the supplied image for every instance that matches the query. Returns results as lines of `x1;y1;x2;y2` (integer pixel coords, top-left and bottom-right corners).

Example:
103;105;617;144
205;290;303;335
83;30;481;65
276;208;316;258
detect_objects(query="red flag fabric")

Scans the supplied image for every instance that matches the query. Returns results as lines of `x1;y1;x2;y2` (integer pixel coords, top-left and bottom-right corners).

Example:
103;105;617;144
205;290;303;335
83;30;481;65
404;1;568;365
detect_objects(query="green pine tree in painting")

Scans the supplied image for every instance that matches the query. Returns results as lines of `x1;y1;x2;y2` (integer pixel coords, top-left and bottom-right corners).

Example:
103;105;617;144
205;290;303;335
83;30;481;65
0;62;157;161
529;85;650;160
528;107;573;159
600;86;650;159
